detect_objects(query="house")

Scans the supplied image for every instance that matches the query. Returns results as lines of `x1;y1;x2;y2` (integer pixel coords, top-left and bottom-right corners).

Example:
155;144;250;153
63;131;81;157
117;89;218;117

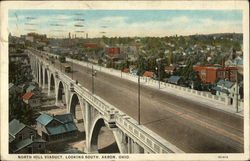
164;66;175;75
225;57;243;75
123;68;130;73
9;83;21;95
193;65;237;83
26;84;39;93
82;43;98;49
213;80;239;99
143;71;154;78
130;69;138;75
9;119;46;154
167;76;183;85
23;92;41;108
36;113;78;143
107;47;120;55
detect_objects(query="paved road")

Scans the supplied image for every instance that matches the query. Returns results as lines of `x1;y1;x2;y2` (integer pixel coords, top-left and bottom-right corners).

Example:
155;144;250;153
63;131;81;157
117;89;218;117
33;50;243;153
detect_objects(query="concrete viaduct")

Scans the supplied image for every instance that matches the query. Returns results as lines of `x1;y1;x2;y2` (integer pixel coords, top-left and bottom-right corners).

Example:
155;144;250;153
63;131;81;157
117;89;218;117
27;50;183;154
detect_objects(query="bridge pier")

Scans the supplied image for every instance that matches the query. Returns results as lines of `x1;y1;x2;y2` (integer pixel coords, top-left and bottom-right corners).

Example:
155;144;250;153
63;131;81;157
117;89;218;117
47;71;51;96
42;66;46;90
84;101;91;153
38;63;42;87
113;129;128;153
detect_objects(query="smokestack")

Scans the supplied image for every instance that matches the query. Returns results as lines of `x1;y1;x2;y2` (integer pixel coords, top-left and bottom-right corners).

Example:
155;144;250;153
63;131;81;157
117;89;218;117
86;33;88;39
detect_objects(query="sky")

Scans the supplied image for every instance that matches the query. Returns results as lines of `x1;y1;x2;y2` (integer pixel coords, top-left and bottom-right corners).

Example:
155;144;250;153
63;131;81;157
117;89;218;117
8;10;242;38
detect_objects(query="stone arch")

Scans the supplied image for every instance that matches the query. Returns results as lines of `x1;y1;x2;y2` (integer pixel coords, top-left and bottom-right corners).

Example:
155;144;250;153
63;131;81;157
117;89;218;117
69;93;84;122
89;117;120;153
57;81;66;107
44;68;49;88
36;62;40;82
50;73;55;94
40;63;43;85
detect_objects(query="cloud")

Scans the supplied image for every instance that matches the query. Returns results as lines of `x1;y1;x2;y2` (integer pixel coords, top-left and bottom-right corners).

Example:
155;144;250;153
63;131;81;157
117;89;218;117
8;12;242;38
100;16;128;22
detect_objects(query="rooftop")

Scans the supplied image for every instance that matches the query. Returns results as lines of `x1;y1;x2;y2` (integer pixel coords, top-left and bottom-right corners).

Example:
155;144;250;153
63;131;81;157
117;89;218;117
36;113;54;126
217;80;234;88
143;71;154;77
22;92;34;100
9;119;26;136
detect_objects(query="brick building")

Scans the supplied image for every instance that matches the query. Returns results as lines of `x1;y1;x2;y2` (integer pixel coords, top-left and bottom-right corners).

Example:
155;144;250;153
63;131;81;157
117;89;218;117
193;65;237;83
107;47;120;55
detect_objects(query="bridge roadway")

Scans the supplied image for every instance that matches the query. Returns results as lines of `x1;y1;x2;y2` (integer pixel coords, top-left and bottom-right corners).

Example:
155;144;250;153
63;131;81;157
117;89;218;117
34;51;243;153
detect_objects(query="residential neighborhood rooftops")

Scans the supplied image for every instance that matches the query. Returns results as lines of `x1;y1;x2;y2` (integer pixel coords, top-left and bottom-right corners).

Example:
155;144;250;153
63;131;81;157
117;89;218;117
22;92;34;100
36;113;78;136
164;66;175;71
12;137;46;152
143;71;154;77
217;80;234;88
36;113;54;126
123;68;130;73
9;119;26;136
26;85;36;92
46;123;77;135
168;76;182;84
54;114;74;124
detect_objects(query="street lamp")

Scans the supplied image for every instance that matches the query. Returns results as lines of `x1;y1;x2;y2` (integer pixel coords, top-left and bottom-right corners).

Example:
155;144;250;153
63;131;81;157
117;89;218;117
71;59;74;79
156;58;162;89
138;75;141;125
235;67;239;113
92;65;97;94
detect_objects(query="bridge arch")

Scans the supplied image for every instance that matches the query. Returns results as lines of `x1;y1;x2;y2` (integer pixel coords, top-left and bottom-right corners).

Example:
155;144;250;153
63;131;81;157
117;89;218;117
36;62;40;82
69;93;84;122
89;117;120;153
44;68;49;88
50;73;55;94
57;80;66;107
40;63;43;85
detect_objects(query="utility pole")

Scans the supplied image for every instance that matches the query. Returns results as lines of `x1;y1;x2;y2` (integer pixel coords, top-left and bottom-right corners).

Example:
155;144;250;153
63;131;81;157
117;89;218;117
91;65;96;94
235;68;239;113
138;75;141;125
72;60;74;79
158;63;160;89
156;58;161;89
92;65;94;94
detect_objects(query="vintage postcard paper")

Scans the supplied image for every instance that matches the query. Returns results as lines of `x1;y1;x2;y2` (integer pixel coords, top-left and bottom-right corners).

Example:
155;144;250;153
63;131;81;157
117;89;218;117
0;0;249;161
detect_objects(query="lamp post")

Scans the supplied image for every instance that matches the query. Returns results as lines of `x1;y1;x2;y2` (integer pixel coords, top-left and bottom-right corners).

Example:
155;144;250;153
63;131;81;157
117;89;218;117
92;65;97;94
138;75;141;125
71;59;74;79
156;58;162;89
235;68;239;113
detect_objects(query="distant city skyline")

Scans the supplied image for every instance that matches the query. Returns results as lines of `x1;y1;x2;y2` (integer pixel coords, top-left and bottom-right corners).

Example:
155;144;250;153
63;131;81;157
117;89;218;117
9;10;242;38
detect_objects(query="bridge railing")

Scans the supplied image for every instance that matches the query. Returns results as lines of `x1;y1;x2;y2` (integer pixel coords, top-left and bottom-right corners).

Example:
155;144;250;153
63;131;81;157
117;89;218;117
30;50;183;153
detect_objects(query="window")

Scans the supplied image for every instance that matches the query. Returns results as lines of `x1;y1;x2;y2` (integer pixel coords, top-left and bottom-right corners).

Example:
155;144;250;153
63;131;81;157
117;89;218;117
38;144;42;149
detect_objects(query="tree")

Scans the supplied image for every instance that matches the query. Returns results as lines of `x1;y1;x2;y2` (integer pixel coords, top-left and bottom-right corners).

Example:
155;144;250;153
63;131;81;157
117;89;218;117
9;90;38;125
59;56;66;63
